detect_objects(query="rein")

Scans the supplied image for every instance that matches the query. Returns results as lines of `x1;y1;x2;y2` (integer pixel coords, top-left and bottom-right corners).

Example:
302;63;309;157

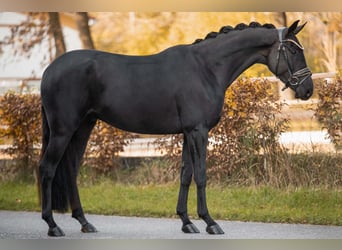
275;28;312;91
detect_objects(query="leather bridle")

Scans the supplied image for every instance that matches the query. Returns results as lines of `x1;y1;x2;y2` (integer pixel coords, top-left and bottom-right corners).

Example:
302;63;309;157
275;28;312;91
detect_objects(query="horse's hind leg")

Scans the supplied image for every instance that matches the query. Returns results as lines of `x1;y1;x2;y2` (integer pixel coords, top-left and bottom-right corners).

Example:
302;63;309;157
65;117;97;233
40;133;73;237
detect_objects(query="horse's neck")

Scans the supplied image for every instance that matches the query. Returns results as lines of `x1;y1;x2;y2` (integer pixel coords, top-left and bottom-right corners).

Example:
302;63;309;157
193;28;277;90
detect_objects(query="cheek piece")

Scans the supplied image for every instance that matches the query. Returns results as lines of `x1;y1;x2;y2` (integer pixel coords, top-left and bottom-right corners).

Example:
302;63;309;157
274;28;312;91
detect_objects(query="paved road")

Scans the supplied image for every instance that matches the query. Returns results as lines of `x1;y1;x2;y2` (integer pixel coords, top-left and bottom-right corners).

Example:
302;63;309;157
0;211;341;239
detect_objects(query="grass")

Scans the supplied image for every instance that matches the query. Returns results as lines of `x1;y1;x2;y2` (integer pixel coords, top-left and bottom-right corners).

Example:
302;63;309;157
0;181;39;212
1;180;341;226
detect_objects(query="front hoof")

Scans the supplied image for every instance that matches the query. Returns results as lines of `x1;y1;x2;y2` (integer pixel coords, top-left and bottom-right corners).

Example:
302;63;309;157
81;223;98;233
206;224;224;234
182;223;200;233
48;226;65;237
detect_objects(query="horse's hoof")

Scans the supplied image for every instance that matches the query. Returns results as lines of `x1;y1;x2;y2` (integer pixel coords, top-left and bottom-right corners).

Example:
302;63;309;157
81;223;98;233
182;223;200;233
48;226;65;237
206;224;224;234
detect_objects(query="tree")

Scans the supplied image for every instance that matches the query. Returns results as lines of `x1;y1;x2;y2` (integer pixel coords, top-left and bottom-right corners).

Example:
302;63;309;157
75;12;95;49
317;13;341;73
91;12;178;55
0;13;49;61
299;12;342;73
48;12;66;59
0;12;96;68
274;12;287;27
0;12;66;68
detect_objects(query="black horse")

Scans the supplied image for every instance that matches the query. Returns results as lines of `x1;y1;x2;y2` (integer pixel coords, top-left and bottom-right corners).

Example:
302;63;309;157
39;20;313;236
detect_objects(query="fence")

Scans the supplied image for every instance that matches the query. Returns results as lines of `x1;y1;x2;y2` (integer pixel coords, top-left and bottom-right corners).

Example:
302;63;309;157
0;77;41;95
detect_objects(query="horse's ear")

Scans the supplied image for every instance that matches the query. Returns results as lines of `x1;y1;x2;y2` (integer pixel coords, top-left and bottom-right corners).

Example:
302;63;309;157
286;20;306;36
286;20;300;36
294;22;307;35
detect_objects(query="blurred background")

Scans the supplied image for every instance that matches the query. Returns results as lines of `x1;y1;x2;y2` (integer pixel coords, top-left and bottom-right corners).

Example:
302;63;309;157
0;12;341;186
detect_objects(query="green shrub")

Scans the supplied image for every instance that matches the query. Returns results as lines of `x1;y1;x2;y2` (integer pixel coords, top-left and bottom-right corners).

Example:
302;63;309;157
314;76;341;150
0;93;41;179
208;78;289;185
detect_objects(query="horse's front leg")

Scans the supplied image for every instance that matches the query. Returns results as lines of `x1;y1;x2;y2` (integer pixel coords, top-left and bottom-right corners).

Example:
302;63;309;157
176;136;200;233
188;125;224;234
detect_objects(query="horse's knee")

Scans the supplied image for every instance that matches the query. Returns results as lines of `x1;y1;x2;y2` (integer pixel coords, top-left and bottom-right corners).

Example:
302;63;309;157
180;176;192;186
194;173;206;188
180;164;193;185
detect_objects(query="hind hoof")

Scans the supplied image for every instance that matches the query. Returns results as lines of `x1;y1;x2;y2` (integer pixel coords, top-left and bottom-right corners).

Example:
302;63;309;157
48;226;65;237
182;223;200;233
206;224;224;234
81;223;98;233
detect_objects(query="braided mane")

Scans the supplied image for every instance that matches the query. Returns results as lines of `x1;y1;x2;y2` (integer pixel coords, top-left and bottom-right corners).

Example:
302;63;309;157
193;22;276;44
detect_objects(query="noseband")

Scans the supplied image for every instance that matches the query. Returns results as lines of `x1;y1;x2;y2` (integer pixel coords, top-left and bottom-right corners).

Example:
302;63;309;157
275;28;312;91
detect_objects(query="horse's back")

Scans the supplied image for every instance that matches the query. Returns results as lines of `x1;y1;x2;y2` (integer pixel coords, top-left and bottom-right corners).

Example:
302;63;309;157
40;49;184;133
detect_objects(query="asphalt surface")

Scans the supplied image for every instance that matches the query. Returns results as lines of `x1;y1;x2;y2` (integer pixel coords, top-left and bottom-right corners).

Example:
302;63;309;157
0;211;341;239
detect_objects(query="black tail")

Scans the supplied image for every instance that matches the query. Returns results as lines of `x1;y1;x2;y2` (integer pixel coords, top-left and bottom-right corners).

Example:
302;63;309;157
51;157;71;212
39;106;71;212
37;106;50;206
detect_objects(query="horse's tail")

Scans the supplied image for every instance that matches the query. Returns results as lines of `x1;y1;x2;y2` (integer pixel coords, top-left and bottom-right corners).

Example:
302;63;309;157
37;106;50;205
51;153;71;212
39;106;71;212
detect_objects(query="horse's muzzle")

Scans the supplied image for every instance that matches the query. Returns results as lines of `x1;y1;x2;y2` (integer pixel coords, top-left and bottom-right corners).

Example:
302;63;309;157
295;78;314;100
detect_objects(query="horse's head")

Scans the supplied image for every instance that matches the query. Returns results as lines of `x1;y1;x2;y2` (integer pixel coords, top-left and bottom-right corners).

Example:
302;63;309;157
268;20;313;100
